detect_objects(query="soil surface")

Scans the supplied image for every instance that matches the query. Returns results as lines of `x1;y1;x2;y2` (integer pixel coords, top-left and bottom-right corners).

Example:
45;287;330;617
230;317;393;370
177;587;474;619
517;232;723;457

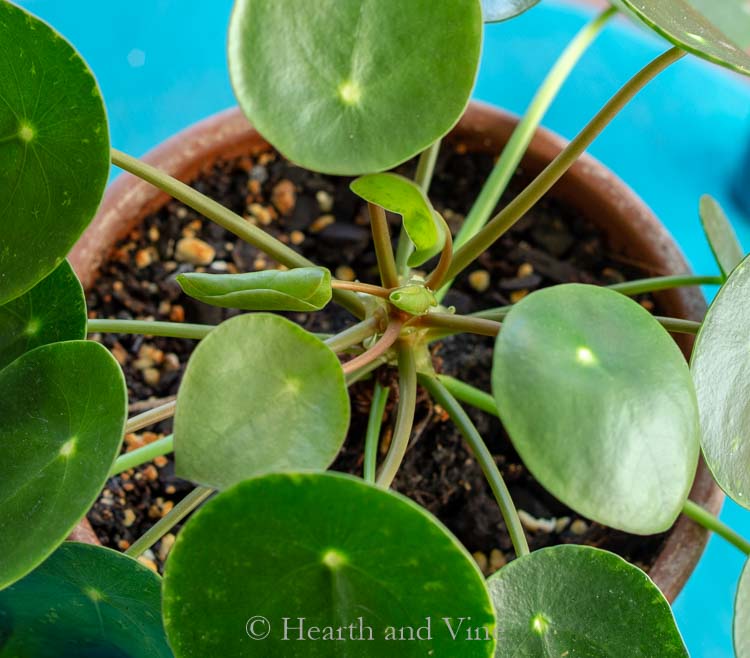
87;138;667;574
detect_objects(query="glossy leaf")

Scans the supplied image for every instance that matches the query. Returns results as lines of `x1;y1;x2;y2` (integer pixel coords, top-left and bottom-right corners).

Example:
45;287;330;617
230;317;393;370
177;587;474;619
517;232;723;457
0;542;172;658
228;0;483;175
174;314;350;490
613;0;750;76
0;341;127;590
699;194;744;279
488;545;688;657
735;557;750;658
177;266;332;312
692;254;750;508
351;173;445;266
492;284;700;534
389;283;437;315
482;0;541;23
0;2;110;305
163;472;496;657
689;0;750;49
0;260;86;371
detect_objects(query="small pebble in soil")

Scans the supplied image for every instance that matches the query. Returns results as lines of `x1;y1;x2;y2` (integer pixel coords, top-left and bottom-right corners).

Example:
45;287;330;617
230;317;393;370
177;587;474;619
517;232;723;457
468;269;491;293
175;237;215;265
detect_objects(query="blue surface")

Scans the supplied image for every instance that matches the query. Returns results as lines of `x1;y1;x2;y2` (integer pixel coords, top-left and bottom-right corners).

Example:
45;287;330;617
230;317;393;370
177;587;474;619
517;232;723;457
16;0;750;655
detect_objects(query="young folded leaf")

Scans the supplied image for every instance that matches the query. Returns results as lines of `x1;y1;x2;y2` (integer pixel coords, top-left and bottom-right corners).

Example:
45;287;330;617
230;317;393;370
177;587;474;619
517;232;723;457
0;260;86;371
488;545;688;657
0;543;172;657
492;284;699;535
163;473;496;657
389;282;437;315
612;0;750;76
692;253;750;509
177;266;332;312
351;173;446;267
699;195;744;279
482;0;540;23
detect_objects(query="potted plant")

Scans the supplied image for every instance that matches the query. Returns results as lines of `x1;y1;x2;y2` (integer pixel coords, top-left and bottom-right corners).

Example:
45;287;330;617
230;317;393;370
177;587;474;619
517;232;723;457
2;0;750;655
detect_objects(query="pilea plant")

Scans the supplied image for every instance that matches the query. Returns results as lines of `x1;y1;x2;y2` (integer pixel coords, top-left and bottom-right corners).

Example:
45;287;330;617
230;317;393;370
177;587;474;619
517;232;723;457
3;0;750;655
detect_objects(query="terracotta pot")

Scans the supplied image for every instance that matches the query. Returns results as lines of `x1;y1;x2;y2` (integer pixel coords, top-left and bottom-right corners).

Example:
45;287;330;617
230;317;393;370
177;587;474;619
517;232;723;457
69;102;722;601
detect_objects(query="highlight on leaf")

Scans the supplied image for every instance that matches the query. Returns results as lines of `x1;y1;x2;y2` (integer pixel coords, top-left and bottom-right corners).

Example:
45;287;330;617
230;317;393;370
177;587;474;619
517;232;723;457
177;266;332;312
482;0;541;23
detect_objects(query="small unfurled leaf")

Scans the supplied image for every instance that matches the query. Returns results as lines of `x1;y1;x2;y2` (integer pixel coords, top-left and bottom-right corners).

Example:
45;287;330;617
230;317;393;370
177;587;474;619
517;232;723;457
389;283;437;315
488;545;688;657
0;341;127;590
228;0;482;175
612;0;750;76
735;558;750;657
174;314;350;490
163;472;496;657
351;173;445;267
0;260;86;371
688;0;750;49
492;284;699;534
177;266;332;312
699;195;744;279
692;254;750;509
0;2;110;305
482;0;540;23
0;542;172;657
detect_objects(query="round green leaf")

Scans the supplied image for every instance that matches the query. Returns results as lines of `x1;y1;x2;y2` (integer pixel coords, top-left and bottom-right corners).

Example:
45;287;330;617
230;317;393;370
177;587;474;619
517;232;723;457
492;284;700;534
735;557;750;658
487;545;688;657
177;266;332;312
612;0;750;76
482;0;540;23
0;542;171;658
688;0;750;49
0;260;86;371
174;314;350;490
0;341;127;590
699;195;744;279
163;472;496;657
692;254;750;508
0;2;110;305
228;0;483;175
351;173;445;266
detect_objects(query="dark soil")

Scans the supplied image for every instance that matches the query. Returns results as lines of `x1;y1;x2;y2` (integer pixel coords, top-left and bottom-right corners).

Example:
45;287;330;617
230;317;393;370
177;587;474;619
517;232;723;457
87;137;667;574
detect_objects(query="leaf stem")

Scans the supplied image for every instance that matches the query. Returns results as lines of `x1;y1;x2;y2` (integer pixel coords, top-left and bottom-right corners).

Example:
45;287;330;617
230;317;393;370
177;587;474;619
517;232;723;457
424;213;454;292
324;316;381;354
341;318;403;376
436;375;498;417
368;202;400;289
396;140;442;273
446;47;686;281
111;148;365;319
414;313;501;337
682;499;750;555
125;486;214;558
109;434;174;477
88;318;214;340
420;374;529;557
364;381;390;483
609;274;723;296
125;400;176;433
331;279;391;298
376;344;417;488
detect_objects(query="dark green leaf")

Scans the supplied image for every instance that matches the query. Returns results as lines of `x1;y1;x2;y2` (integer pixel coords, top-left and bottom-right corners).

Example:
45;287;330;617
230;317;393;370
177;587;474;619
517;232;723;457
0;2;110;305
492;284;699;534
735;557;750;658
487;545;688;657
692;254;750;508
0;260;86;371
0;341;127;590
177;266;331;312
174;314;350;490
482;0;541;23
699;194;744;279
0;542;172;658
689;0;750;49
613;0;750;76
351;173;445;266
228;0;483;175
163;472;496;657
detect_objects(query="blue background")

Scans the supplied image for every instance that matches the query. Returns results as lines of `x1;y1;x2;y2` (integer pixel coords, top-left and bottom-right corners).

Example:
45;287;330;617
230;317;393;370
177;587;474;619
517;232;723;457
17;0;750;654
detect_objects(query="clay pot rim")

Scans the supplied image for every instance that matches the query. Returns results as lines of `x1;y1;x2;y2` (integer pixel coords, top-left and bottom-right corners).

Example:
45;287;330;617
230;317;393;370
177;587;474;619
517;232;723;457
70;102;722;603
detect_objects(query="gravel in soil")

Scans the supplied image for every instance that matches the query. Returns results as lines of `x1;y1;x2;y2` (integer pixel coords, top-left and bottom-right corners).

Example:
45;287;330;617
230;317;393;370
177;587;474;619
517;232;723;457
87;138;667;574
